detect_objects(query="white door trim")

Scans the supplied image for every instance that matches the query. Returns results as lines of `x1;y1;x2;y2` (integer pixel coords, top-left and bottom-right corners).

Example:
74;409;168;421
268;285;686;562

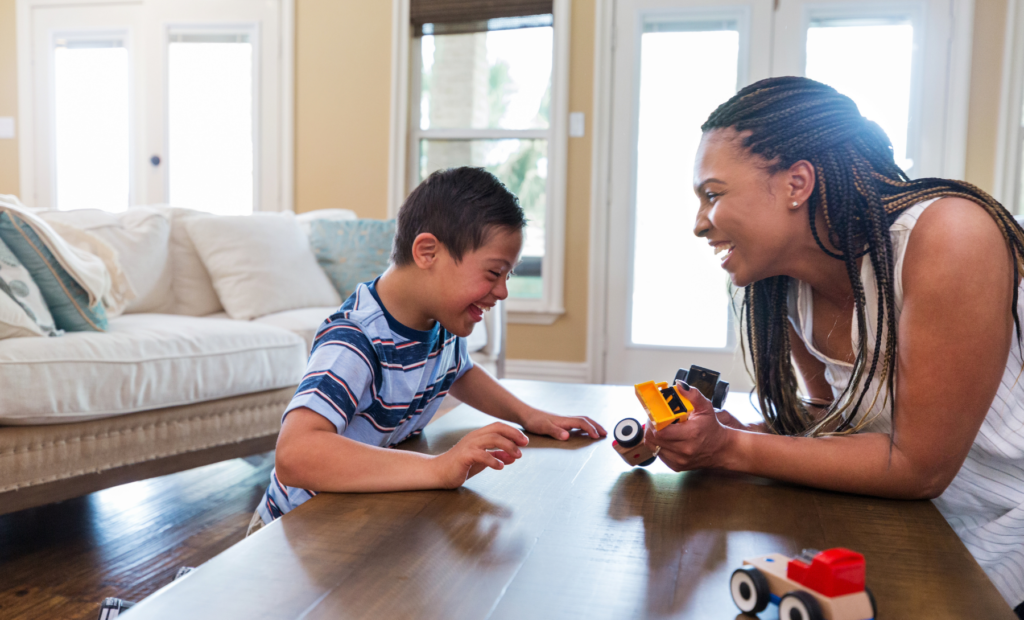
995;0;1022;208
387;0;411;218
586;0;615;384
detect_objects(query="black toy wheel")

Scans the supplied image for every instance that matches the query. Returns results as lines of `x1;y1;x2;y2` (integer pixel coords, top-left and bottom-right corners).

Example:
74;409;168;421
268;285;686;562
614;418;644;448
712;379;730;409
778;590;824;620
729;567;770;614
638;456;657;467
865;585;877;618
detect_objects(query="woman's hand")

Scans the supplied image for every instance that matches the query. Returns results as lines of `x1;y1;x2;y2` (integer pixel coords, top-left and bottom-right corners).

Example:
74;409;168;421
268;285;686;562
645;382;736;471
519;408;607;441
432;422;529;489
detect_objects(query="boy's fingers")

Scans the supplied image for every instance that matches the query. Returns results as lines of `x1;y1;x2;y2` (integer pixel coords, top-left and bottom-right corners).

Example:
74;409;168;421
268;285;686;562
491;449;516;464
486;422;530;446
477;435;524;458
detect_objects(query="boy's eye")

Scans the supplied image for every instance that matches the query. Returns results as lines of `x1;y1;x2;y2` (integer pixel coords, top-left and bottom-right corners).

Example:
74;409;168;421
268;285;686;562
489;270;501;278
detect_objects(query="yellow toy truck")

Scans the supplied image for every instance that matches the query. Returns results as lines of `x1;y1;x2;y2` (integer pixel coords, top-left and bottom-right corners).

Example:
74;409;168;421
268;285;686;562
611;365;730;468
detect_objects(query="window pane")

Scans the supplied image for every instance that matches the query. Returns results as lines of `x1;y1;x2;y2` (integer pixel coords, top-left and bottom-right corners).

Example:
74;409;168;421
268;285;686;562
420;25;552;130
420;138;546;298
168;34;254;215
54;40;129;212
631;24;739;348
806;19;915;172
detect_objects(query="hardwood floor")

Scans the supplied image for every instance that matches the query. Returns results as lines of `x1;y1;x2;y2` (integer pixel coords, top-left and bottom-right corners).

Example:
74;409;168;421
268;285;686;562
0;397;463;620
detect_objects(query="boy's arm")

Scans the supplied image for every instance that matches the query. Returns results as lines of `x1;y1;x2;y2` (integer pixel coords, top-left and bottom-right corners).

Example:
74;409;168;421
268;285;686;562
449;366;607;441
275;408;529;492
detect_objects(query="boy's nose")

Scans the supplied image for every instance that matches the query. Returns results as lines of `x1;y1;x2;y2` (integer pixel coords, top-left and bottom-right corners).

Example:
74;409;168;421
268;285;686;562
494;279;509;300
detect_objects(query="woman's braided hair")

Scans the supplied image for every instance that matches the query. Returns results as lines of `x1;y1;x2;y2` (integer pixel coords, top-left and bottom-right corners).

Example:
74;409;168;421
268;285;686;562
702;76;1024;436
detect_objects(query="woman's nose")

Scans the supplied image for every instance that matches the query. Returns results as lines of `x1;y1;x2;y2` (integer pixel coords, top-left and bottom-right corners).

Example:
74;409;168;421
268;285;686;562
694;206;711;238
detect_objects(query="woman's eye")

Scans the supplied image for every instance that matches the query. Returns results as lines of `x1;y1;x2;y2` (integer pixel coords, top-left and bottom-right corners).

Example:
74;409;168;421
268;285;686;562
705;192;720;201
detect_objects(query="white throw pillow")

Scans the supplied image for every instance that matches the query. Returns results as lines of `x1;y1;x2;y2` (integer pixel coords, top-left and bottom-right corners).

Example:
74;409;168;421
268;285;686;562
186;212;341;320
154;206;225;317
40;207;174;314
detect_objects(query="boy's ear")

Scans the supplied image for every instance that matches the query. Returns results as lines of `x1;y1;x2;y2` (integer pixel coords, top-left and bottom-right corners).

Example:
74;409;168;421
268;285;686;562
410;232;440;269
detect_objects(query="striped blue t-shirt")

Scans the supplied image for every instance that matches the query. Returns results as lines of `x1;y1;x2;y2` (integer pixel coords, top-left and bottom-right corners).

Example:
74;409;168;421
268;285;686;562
257;279;473;522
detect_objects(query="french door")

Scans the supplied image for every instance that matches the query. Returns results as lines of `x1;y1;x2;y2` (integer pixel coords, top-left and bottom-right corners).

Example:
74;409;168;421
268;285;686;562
21;0;290;214
602;0;963;389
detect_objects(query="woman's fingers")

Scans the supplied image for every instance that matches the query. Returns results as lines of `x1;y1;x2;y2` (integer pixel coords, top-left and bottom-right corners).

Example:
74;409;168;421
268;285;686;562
675;380;715;414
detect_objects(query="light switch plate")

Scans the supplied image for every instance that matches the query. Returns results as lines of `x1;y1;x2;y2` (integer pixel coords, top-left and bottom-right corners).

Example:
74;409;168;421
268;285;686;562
0;117;14;140
569;112;585;138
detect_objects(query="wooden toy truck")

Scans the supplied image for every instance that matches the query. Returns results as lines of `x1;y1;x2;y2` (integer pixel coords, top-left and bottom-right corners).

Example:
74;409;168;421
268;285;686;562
730;548;877;620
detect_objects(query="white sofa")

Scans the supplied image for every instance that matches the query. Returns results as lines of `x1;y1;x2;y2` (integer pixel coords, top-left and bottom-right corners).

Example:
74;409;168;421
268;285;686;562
0;206;496;515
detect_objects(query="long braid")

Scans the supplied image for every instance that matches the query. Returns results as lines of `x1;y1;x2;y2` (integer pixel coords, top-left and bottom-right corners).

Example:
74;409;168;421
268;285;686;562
704;76;1024;436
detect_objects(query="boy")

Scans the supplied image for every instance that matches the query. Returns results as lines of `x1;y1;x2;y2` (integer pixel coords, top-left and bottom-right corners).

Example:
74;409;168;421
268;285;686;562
250;167;606;533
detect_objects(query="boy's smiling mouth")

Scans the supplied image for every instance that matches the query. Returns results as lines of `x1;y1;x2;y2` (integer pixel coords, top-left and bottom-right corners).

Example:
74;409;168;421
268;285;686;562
468;302;492;322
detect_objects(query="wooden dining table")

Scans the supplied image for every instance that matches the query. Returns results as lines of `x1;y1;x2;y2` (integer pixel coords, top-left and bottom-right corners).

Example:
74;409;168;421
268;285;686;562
125;380;1015;619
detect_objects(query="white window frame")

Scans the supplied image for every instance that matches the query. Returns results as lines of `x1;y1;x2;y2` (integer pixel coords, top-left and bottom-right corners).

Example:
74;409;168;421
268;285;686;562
388;0;570;325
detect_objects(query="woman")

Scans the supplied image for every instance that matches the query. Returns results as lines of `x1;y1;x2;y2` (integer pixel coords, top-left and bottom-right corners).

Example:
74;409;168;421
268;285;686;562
646;76;1024;613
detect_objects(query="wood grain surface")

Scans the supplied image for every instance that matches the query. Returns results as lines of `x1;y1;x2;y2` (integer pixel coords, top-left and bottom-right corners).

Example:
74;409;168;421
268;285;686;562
124;380;1015;619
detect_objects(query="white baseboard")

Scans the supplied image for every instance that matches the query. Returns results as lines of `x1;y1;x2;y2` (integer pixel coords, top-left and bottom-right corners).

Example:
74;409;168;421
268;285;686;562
503;359;590;384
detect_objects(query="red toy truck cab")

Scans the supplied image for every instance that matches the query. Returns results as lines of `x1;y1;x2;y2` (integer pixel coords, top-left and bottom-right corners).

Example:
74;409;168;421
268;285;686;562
730;548;876;620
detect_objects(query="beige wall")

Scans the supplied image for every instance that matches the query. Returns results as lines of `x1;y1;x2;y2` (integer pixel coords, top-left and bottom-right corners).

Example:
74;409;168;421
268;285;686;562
965;0;1008;194
0;0;18;196
294;0;393;219
0;0;1013;363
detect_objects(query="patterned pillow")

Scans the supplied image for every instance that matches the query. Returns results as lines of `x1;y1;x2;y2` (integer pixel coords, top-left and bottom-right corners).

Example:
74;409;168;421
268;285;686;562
0;212;108;332
308;219;396;299
0;235;59;336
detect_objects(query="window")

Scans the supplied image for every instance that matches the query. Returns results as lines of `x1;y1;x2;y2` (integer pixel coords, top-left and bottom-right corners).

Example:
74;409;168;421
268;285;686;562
53;35;130;212
404;0;568;321
632;17;742;348
168;31;256;215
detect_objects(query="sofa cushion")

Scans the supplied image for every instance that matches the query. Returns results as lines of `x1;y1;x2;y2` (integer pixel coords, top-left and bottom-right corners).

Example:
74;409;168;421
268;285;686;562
39;207;174;314
186;212;341;320
0;314;307;425
252;306;337;352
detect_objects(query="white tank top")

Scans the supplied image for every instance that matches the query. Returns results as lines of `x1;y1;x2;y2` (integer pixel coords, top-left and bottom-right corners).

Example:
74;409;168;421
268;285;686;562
788;198;1024;606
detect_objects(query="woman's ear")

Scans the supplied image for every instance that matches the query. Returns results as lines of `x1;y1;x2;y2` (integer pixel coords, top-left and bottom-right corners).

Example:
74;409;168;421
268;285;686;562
787;160;816;210
411;232;439;269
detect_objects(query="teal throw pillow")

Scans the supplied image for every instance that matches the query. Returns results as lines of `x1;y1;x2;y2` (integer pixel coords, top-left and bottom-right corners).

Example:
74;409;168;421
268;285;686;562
309;219;396;300
0;234;60;335
0;212;108;332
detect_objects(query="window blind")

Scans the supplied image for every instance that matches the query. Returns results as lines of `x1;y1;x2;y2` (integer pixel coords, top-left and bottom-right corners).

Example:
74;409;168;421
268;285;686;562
411;0;553;36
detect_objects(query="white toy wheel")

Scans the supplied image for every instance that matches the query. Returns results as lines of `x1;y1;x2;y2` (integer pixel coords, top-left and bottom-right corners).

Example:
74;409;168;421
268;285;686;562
614;418;643;448
729;567;770;614
779;591;824;620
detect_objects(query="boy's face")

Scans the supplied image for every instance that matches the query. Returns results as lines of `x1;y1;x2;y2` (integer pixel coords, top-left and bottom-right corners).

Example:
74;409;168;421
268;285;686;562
431;227;523;338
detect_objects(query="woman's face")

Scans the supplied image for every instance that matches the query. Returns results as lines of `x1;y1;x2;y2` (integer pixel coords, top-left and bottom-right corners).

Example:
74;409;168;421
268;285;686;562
692;129;810;287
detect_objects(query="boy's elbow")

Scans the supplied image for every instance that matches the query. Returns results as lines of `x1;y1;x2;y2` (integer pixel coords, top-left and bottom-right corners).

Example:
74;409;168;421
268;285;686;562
274;437;306;489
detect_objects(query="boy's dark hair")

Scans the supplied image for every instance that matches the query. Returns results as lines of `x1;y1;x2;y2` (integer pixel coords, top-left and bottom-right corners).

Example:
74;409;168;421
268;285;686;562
391;167;526;265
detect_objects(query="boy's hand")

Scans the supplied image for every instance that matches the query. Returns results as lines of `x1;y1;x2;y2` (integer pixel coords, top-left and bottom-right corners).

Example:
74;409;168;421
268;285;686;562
433;422;530;489
519;408;607;441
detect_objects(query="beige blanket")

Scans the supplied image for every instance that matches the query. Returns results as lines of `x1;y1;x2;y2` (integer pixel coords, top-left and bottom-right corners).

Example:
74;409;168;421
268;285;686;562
0;195;134;316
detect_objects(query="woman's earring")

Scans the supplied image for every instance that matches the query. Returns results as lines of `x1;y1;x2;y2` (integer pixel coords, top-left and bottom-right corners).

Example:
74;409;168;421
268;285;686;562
792;201;799;207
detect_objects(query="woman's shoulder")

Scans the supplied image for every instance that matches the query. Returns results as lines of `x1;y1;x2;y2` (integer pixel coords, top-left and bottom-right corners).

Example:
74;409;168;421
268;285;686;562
902;196;1013;293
